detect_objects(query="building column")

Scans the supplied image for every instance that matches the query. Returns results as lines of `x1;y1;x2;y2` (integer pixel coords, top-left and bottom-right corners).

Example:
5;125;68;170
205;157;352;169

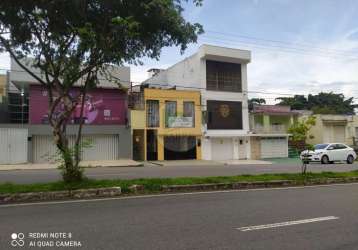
263;115;270;133
144;129;147;161
233;137;239;160
196;136;202;160
157;135;164;161
250;115;255;132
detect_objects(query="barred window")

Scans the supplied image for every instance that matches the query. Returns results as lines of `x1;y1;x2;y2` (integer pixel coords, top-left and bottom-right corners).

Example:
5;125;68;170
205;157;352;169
206;60;242;92
183;101;195;127
165;101;177;127
146;100;159;127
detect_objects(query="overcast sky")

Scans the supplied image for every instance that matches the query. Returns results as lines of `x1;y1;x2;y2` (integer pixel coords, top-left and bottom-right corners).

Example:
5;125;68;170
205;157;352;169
2;0;358;103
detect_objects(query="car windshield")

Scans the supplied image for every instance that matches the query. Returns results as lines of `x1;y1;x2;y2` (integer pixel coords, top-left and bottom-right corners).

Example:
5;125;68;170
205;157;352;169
314;144;329;150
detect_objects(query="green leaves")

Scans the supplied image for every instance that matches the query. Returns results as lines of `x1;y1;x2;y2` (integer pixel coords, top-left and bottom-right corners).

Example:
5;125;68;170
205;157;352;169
288;116;316;142
248;98;266;111
276;92;356;115
0;0;203;76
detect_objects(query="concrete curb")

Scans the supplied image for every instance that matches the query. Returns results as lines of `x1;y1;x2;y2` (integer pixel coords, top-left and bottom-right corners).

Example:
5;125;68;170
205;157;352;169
1;177;358;204
161;177;358;192
0;187;121;204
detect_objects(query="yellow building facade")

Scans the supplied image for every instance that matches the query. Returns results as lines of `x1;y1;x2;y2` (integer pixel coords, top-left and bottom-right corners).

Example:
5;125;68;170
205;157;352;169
131;88;202;161
0;74;6;99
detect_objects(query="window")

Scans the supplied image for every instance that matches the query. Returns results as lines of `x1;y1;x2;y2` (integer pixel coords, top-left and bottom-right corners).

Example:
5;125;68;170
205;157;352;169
183;101;195;127
146;100;159;127
165;101;177;127
314;144;329;150
336;144;347;149
206;60;242;92
207;100;243;130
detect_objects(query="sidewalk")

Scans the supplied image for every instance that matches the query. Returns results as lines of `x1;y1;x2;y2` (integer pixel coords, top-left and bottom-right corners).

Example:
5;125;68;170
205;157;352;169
148;160;224;167
148;159;272;167
222;159;272;165
0;159;142;171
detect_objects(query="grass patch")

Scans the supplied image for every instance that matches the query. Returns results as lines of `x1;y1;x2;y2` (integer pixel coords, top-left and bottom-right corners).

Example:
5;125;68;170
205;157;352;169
1;170;358;194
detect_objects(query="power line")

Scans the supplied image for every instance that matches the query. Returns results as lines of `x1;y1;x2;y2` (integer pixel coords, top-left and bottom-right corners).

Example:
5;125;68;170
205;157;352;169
200;36;358;60
3;66;358;100
205;30;357;56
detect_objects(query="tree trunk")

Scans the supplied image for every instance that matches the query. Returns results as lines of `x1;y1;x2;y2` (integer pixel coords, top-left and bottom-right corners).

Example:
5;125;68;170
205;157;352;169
74;87;87;169
51;93;83;183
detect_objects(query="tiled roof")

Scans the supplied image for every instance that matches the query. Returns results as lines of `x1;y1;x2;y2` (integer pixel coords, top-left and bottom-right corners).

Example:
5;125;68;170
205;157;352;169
252;105;299;115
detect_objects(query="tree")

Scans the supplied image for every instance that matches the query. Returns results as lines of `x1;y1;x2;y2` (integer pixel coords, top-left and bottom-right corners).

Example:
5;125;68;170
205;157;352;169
276;92;357;114
307;92;357;115
288;116;316;146
288;116;316;175
248;98;266;111
275;95;308;110
0;0;203;182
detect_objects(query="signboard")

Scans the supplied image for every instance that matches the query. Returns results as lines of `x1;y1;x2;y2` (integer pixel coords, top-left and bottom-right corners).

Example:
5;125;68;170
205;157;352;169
29;85;127;125
167;116;193;128
207;100;243;129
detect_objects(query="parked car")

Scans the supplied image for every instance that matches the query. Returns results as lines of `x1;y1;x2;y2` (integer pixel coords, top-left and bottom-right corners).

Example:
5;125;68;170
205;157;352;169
300;143;356;164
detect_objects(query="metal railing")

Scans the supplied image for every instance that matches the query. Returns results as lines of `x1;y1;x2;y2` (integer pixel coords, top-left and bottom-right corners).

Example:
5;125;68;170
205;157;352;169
253;124;287;134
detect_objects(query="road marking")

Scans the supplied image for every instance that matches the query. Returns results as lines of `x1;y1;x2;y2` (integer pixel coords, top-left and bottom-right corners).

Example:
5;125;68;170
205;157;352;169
237;216;339;231
0;182;357;208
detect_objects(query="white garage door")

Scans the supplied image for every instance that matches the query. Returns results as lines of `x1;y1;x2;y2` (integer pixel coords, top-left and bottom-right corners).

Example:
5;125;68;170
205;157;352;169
261;137;288;158
211;138;233;160
32;135;119;163
0;128;28;164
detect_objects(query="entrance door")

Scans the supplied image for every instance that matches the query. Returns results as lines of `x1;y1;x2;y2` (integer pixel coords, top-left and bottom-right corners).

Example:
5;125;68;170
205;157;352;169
238;138;247;159
133;129;145;161
146;130;158;161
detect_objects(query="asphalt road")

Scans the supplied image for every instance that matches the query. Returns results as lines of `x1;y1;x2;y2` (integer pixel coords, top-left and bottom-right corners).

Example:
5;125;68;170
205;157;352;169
0;162;357;184
0;183;357;249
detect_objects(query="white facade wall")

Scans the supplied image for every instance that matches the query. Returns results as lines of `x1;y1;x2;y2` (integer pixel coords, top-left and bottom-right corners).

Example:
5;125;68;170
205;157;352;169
145;44;251;160
10;57;131;89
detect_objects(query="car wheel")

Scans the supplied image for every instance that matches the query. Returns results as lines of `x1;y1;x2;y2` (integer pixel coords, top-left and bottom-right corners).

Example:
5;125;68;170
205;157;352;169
321;155;329;164
347;155;354;164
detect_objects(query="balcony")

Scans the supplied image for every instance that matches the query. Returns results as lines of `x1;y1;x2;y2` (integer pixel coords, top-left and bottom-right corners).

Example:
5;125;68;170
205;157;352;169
253;124;287;134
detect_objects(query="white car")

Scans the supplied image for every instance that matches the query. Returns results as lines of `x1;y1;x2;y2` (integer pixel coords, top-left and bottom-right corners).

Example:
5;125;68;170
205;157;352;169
300;143;356;164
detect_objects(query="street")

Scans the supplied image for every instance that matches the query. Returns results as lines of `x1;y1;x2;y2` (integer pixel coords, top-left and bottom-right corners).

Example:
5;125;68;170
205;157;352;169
0;183;357;249
0;161;357;184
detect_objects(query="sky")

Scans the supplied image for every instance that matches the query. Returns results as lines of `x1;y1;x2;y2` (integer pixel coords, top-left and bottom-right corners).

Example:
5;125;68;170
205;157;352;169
2;0;358;103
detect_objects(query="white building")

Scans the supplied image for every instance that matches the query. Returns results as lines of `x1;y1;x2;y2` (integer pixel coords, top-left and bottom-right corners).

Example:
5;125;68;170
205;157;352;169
144;44;252;160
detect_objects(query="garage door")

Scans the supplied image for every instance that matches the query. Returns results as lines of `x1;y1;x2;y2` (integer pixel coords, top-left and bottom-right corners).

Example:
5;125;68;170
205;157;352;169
211;138;233;160
260;137;288;158
0;128;28;164
333;125;345;143
32;135;119;163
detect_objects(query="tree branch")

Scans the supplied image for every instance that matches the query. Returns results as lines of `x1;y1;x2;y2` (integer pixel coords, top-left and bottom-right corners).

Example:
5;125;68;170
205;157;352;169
0;36;48;86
